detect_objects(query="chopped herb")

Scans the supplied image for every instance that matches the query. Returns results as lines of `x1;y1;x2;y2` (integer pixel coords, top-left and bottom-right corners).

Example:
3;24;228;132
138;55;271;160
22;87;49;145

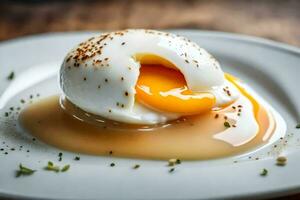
7;71;15;80
276;156;287;166
74;156;80;161
16;164;36;177
110;163;115;167
224;121;231;128
296;124;300;129
4;112;9;117
133;164;140;169
44;161;60;172
61;165;70;172
260;168;268;176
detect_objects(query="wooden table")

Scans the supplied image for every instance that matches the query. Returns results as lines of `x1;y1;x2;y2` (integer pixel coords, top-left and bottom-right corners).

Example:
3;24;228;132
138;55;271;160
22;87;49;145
0;0;300;199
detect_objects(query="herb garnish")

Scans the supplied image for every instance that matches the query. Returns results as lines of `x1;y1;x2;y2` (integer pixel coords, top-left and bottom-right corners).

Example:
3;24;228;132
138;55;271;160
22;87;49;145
7;72;15;80
296;124;300;129
260;168;268;176
61;165;70;172
16;164;36;177
110;163;115;167
44;161;60;172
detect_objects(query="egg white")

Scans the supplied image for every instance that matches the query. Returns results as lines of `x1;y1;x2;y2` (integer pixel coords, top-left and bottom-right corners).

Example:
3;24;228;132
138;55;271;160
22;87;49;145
60;29;238;124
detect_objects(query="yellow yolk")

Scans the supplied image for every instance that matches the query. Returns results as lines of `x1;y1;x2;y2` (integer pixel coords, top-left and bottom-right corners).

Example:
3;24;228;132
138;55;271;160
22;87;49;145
135;65;215;115
225;73;260;118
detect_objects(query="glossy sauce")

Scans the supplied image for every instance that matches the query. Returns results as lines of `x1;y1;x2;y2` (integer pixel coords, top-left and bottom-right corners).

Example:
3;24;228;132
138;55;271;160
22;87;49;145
20;93;274;160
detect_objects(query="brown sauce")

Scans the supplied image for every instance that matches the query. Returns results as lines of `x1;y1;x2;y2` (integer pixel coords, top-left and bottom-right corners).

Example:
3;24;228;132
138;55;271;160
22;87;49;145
19;95;273;160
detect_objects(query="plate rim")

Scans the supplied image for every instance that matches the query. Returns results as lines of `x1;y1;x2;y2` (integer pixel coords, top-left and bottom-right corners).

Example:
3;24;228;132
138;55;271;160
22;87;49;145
0;29;299;55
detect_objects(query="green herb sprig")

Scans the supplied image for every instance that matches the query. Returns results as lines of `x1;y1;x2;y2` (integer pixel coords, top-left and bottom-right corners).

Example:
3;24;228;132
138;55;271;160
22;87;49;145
44;161;60;172
44;161;70;173
260;168;268;176
16;164;36;177
61;165;70;172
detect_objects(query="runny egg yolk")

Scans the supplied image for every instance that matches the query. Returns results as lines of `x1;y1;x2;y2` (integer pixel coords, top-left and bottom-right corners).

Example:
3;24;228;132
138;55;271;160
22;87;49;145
135;65;216;115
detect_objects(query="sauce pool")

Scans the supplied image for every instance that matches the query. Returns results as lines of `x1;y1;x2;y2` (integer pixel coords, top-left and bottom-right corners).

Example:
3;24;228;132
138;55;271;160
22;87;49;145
19;95;273;160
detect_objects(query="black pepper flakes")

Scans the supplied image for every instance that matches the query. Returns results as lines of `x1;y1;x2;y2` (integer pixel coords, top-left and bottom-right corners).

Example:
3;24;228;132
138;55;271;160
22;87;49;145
74;156;80;161
133;164;140;169
7;71;15;80
169;168;175;173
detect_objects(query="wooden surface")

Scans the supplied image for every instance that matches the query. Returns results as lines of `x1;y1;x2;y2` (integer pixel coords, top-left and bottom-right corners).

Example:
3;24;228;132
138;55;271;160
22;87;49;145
0;0;300;199
0;0;300;46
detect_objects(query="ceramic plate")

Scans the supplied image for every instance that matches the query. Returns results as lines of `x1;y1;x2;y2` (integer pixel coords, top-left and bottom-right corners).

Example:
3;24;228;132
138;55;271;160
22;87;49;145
0;30;300;200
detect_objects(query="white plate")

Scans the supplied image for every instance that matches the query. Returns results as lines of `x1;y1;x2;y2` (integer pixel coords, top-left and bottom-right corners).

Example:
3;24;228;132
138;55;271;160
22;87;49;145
0;30;300;200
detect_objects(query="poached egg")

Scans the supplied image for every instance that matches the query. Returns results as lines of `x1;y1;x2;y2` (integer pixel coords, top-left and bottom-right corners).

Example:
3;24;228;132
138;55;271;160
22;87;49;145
60;29;239;124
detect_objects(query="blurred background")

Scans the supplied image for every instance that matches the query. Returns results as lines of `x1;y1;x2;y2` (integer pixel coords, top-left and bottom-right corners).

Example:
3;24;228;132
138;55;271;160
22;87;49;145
0;0;300;46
